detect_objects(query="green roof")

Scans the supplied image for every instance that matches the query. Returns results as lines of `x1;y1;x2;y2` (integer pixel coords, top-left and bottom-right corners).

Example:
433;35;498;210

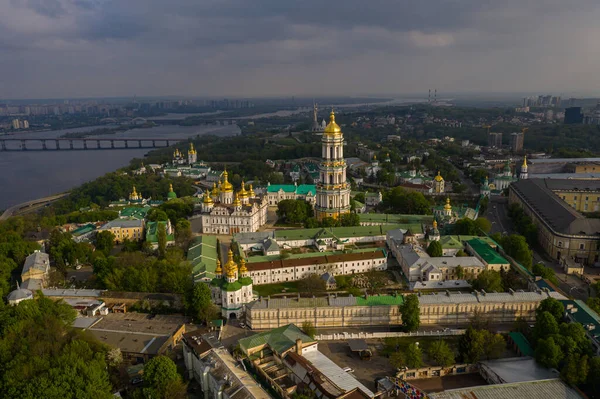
71;224;96;237
188;236;219;281
508;332;533;357
145;221;175;243
238;324;315;356
561;300;600;339
266;184;316;196
359;213;434;224
272;224;419;241
355;295;404;306
467;238;509;265
119;206;151;219
222;281;242;291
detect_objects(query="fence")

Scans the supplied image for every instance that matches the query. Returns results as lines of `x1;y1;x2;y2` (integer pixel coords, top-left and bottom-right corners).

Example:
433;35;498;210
315;329;465;341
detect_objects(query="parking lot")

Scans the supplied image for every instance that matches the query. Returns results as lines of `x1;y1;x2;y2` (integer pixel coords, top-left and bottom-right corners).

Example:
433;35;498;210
317;340;396;391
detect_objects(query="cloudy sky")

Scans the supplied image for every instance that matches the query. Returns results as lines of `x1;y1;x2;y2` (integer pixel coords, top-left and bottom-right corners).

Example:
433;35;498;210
2;0;600;99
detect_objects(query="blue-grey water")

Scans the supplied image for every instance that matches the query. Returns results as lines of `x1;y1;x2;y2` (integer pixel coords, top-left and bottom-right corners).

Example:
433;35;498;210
0;97;422;210
0;124;239;210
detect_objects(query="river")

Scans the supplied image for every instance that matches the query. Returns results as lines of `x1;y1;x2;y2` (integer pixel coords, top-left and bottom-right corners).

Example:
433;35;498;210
0;124;239;210
0;97;423;210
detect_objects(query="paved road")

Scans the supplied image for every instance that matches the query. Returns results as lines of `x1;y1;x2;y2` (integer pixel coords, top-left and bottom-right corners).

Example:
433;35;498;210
455;167;478;195
485;196;589;300
0;192;69;221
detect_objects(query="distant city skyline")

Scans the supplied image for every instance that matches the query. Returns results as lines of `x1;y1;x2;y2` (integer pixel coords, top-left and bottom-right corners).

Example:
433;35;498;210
3;0;600;99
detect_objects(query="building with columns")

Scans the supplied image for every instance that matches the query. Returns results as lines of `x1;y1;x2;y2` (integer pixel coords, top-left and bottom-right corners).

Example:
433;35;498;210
315;111;351;220
187;142;197;164
210;248;255;318
190;171;268;235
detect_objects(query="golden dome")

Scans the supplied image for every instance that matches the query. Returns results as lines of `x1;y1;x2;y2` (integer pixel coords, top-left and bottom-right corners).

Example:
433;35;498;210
433;220;438;229
238;180;249;198
232;193;241;207
225;248;237;278
248;184;255;197
203;192;213;204
324;110;342;135
211;182;219;196
443;197;452;211
189;143;196;155
434;171;444;182
239;258;248;274
221;170;234;192
130;186;139;200
522;156;527;167
215;259;222;275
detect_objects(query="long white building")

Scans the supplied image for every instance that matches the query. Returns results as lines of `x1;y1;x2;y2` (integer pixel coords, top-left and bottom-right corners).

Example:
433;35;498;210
246;249;387;285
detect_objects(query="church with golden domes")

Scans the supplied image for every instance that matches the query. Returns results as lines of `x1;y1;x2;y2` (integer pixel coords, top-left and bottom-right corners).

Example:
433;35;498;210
315;110;352;221
210;247;255;318
189;170;268;235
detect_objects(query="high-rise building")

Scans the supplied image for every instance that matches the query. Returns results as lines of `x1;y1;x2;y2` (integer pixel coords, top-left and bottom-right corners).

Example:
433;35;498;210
11;119;19;130
510;132;524;153
564;107;584;124
315;110;351;220
488;132;503;148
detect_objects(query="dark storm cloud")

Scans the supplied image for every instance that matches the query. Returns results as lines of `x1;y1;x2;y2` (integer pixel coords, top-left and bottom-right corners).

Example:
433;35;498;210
2;0;600;98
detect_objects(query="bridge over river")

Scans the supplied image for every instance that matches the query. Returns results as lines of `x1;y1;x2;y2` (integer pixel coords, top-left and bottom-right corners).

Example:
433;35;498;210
0;137;185;151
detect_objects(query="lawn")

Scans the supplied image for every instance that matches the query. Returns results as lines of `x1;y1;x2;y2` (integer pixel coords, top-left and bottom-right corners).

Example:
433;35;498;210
254;282;299;296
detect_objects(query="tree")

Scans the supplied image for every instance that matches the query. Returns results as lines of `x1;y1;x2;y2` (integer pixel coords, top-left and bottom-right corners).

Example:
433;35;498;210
533;311;559;341
498;234;532;269
455;249;468;257
157;223;167;259
400;294;420;332
532;263;559;286
189;283;219;324
586;356;600;396
389;352;405;370
428;340;455;367
339;212;360;227
536;297;565;323
354;192;366;203
277;200;312;224
535;337;563;368
175;219;193;248
561;354;589;386
298;274;326;295
405;343;423;368
458;326;485;363
474;217;492;234
302;321;316;338
365;270;388;295
426;241;443;257
95;230;115;255
107;348;123;368
471;270;503;292
483;331;505;360
143;355;182;398
453;218;478;235
0;297;113;398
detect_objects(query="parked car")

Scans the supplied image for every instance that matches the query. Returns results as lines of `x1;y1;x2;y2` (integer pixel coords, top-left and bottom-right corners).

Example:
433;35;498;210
342;367;354;373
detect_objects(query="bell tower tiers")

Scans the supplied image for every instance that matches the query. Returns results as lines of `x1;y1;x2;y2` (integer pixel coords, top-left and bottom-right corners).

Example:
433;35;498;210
315;110;351;221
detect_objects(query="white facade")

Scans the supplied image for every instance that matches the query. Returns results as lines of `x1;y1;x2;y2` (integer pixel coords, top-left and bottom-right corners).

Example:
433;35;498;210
315;111;351;220
191;174;268;235
247;250;387;285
